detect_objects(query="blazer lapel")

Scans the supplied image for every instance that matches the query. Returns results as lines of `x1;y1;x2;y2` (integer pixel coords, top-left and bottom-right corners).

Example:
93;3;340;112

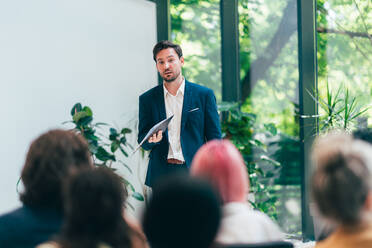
156;85;166;121
181;81;192;131
155;85;168;140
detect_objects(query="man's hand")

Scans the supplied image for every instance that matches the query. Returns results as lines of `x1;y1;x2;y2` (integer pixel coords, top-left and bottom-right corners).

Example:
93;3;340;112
148;130;163;143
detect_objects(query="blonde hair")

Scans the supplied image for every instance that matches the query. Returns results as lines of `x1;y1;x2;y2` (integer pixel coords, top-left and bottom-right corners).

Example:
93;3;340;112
311;132;372;225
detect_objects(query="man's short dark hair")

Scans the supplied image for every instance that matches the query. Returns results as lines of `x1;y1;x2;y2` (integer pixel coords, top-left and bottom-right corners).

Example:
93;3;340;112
153;40;183;61
143;175;221;248
20;129;92;210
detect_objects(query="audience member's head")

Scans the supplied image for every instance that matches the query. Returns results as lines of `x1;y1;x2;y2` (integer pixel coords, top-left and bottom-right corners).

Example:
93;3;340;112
191;139;249;204
20;129;92;210
311;132;372;226
143;175;221;248
59;167;132;248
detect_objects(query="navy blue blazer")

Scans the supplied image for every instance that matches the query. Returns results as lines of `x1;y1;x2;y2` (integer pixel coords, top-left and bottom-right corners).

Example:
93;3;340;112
138;80;222;186
0;206;62;248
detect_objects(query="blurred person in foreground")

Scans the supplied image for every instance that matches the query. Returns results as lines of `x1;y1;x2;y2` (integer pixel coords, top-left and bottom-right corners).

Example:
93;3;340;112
315;127;372;241
312;133;372;248
38;167;147;248
353;128;372;144
142;175;221;248
0;129;93;248
191;139;283;244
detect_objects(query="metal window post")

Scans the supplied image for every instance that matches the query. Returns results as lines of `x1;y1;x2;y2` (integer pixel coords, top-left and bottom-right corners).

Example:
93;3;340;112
297;0;318;241
220;0;240;103
155;0;170;84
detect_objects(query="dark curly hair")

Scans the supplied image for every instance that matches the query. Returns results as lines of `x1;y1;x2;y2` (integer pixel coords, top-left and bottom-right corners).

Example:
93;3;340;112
153;40;183;61
20;129;92;210
59;167;132;248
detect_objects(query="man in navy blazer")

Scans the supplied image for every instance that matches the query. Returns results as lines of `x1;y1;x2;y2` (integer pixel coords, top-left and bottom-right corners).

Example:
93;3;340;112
138;40;221;187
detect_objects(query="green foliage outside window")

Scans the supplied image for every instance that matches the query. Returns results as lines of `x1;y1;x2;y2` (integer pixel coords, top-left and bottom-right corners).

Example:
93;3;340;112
219;102;281;219
171;0;371;236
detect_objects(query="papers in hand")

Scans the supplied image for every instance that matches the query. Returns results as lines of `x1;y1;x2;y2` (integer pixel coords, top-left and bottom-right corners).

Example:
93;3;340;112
133;115;174;154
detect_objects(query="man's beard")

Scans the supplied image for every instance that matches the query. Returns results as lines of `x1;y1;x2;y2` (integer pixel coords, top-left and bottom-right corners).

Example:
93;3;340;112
162;70;180;83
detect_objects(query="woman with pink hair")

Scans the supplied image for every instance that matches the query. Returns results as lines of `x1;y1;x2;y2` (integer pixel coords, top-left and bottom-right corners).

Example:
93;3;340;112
191;139;283;244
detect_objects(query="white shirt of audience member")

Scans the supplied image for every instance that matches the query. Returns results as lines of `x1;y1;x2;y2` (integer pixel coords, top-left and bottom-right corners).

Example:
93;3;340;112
216;202;284;244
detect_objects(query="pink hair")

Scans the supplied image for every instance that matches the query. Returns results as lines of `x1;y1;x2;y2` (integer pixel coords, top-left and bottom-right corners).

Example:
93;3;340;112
191;140;249;203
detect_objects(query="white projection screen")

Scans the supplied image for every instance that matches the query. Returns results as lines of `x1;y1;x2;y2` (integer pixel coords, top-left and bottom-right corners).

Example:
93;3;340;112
0;0;157;215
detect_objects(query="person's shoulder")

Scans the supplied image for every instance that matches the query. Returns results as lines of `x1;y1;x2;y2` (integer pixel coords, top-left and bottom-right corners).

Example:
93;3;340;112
0;207;30;244
0;206;27;224
36;241;60;248
224;203;280;230
139;84;162;99
249;209;279;226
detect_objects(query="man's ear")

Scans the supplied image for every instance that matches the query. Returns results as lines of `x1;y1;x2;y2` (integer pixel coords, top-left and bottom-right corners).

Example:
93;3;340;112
364;192;372;211
180;56;184;66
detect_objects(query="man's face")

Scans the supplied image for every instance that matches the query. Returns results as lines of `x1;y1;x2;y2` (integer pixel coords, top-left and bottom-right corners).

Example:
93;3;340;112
155;48;184;83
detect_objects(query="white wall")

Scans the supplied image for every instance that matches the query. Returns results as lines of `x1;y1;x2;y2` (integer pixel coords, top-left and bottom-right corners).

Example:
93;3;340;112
0;0;157;215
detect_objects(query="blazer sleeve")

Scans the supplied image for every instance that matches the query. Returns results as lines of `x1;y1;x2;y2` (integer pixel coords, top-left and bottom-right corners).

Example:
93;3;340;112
204;89;222;141
138;94;158;151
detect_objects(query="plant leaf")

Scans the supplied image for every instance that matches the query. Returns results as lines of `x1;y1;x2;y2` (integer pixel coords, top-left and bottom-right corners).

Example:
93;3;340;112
132;192;145;201
118;160;133;174
70;103;82;116
95;147;116;162
121;128;132;134
111;141;120;153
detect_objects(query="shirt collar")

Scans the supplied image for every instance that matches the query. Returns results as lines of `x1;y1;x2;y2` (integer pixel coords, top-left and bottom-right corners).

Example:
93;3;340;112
163;77;185;97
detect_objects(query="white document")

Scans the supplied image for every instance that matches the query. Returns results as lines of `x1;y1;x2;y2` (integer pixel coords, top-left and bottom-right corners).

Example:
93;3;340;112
133;115;174;154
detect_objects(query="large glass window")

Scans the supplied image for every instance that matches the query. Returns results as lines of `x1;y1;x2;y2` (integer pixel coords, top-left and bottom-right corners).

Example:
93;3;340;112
170;0;222;100
316;0;372;131
239;0;301;236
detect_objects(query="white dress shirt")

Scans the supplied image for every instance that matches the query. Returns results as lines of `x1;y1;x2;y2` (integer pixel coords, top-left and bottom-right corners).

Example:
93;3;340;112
163;78;185;162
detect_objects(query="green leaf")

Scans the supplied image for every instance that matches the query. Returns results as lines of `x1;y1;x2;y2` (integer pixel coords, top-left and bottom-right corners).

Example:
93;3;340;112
84;132;99;141
119;146;129;157
119;136;127;145
109;128;118;141
111;141;120;153
70;103;82;116
127;202;135;211
126;143;134;150
61;120;73;125
82;106;93;117
121;128;132;134
121;177;135;192
110;128;118;136
118;160;133;174
88;143;98;154
132;192;145;201
93;122;109;127
78;116;93;126
73;111;88;124
95;147;116;162
16;177;21;193
260;155;281;167
264;123;277;136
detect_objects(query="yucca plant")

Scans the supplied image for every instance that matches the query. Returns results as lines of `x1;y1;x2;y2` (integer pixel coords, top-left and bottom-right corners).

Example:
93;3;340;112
308;82;370;133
